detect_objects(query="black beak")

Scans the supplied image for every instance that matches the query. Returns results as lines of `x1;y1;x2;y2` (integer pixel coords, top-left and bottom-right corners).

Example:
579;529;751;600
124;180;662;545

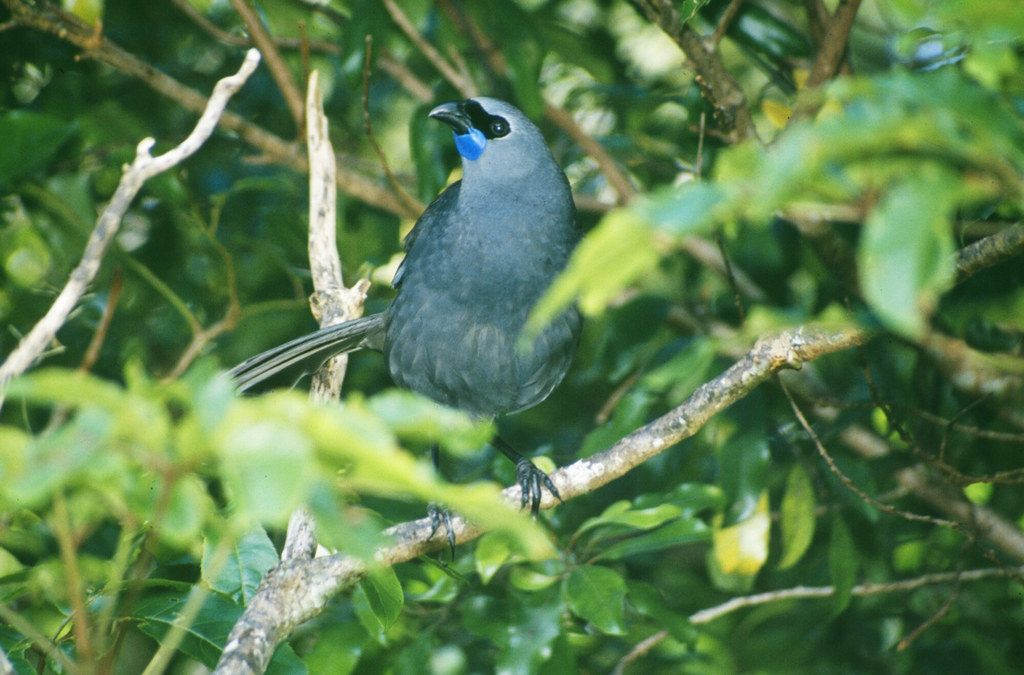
429;101;473;135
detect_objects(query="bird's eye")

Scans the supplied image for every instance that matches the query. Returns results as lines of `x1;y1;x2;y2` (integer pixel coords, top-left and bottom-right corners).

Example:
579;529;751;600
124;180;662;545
489;119;510;138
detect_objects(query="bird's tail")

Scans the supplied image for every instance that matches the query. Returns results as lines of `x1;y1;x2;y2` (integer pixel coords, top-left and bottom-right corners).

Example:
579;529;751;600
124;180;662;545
229;313;386;392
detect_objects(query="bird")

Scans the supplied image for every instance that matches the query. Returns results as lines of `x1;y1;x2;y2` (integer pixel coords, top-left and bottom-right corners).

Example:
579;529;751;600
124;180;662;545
229;97;582;540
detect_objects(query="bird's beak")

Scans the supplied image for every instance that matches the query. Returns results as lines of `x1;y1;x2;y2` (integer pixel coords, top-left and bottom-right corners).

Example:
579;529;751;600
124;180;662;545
429;101;473;135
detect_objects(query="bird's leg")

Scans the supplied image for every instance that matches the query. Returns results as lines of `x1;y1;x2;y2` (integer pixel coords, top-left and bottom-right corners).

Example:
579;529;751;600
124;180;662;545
426;444;456;557
493;437;563;516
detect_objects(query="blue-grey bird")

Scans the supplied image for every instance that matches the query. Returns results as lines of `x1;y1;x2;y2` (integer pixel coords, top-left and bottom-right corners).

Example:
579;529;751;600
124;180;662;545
230;98;581;529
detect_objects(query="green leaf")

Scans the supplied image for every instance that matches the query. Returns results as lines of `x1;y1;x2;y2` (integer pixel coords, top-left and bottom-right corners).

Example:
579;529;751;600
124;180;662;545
643;180;728;238
219;419;316;527
359;566;404;633
301;621;367;675
858;167;958;337
133;590;304;673
627;580;697;645
594;517;711;561
475;531;515;583
577;499;684;538
202;526;278;605
526;209;659;338
829;516;858;615
777;464;816;570
162;475;214;551
565;565;627;635
719;433;771;525
366;389;495;457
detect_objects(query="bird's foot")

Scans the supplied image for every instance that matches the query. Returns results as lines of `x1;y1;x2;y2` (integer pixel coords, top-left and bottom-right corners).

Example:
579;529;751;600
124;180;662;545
427;502;456;558
514;458;563;516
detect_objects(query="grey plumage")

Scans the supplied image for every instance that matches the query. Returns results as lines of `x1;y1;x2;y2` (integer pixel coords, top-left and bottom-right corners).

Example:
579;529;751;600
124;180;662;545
229;98;580;515
231;98;580;417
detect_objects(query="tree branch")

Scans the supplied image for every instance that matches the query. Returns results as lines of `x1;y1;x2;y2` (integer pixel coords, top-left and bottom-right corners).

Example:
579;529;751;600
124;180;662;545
804;0;863;88
632;0;756;143
955;221;1024;283
1;0;420;219
213;324;870;673
0;49;262;406
228;0;305;131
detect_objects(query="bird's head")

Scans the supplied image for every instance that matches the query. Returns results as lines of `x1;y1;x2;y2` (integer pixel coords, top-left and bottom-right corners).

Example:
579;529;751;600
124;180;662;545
429;97;554;181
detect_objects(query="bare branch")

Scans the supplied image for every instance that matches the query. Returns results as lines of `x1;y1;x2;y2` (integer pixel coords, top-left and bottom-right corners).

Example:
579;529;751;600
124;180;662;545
2;0;419;219
305;69;371;401
0;49;262;404
362;36;424;216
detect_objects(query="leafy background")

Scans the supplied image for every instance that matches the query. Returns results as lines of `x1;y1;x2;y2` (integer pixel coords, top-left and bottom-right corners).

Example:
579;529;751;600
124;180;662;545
2;0;1024;673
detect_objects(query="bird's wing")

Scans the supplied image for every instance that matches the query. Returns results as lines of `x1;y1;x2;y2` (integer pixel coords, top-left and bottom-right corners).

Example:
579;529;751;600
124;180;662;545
392;180;461;289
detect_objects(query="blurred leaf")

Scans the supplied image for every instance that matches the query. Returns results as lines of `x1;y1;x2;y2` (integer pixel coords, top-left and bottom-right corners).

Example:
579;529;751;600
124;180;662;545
634;482;726;514
301;621;367;675
725;2;812;59
627;580;697;644
642;181;728;237
462;590;563;673
0;111;75;185
508;565;560;592
1;223;52;288
565;565;627;635
528;209;659;336
366;389;495;457
63;0;103;24
858;167;958;337
162;475;214;550
829;516;857;615
475;531;515;584
719;434;771;525
577;499;684;537
219;418;316;527
777;464;816;570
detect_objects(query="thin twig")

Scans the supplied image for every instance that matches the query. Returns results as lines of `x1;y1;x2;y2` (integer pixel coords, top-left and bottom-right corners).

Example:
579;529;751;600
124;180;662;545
0;49;262;409
710;0;746;46
362;36;422;216
382;0;475;97
780;380;960;530
633;0;756;143
4;0;418;218
78;267;122;374
612;565;1022;673
229;0;305;131
544;104;636;204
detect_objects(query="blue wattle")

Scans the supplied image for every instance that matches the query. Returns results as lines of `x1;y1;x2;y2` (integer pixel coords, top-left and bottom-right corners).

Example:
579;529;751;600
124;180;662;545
454;128;486;160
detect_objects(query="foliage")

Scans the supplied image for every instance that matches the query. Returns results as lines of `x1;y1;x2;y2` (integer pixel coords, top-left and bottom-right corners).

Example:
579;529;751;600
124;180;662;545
2;0;1024;673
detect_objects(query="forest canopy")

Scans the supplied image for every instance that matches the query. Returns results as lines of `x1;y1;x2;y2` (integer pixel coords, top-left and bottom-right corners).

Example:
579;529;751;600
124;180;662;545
1;0;1023;673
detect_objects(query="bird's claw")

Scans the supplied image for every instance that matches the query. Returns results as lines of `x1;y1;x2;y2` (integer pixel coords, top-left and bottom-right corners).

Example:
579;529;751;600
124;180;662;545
514;458;563;516
427;502;456;558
